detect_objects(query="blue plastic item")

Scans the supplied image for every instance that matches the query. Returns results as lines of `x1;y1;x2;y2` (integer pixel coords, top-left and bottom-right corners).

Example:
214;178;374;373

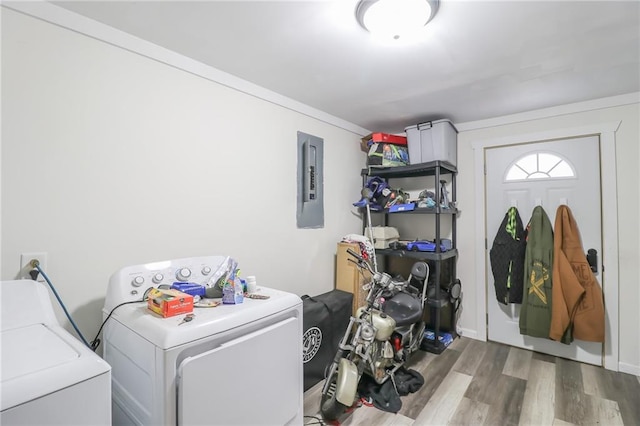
423;330;453;347
405;240;448;252
389;203;415;213
171;282;206;297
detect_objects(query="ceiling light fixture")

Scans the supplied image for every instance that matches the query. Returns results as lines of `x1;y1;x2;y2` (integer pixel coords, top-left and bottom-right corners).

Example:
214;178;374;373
356;0;439;40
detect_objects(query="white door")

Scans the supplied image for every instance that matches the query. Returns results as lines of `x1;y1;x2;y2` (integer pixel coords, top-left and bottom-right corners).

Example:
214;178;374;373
485;135;603;365
177;316;301;425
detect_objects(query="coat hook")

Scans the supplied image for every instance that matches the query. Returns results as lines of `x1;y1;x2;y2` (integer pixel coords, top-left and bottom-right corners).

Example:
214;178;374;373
535;198;542;206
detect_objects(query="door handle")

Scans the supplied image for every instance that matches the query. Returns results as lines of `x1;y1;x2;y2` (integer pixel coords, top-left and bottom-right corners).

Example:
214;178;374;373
586;249;597;273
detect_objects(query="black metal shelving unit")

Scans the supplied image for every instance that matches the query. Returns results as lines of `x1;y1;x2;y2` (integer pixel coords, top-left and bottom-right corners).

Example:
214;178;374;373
361;160;459;354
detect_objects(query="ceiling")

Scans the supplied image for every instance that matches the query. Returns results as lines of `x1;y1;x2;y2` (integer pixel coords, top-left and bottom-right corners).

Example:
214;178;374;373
52;0;640;133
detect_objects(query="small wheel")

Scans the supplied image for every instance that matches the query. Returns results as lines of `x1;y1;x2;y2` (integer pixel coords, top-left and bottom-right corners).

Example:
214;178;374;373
320;371;349;421
412;245;419;252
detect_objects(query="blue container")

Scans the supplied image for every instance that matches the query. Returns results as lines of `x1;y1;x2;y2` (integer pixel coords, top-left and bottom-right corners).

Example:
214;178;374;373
171;282;206;297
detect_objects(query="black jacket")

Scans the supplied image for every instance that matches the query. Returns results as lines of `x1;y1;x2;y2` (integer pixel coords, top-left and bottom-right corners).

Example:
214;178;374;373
490;207;527;304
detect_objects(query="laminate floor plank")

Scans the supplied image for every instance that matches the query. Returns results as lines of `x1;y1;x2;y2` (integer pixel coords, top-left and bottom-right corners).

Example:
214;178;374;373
552;418;576;426
398;346;462;419
341;406;414;426
464;341;511;404
448;335;471;352
518;360;555;426
303;380;324;419
302;338;639;426
580;362;640;425
614;371;640;425
532;351;557;364
503;346;533;380
481;374;527;426
412;371;473;425
555;357;590;425
586;394;624;426
406;348;437;376
452;338;488;376
448;397;490;425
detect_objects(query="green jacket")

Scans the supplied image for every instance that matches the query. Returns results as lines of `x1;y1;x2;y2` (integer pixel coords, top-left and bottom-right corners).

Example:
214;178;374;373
519;206;554;338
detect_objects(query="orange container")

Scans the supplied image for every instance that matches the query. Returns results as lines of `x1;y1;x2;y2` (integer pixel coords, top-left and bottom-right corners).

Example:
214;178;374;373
147;288;194;318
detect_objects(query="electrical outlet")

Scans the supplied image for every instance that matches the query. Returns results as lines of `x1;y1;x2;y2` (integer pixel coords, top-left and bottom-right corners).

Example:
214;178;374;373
20;252;48;281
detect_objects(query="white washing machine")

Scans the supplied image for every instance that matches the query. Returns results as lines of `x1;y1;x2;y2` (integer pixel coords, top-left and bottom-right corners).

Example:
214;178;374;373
102;256;303;425
0;280;112;425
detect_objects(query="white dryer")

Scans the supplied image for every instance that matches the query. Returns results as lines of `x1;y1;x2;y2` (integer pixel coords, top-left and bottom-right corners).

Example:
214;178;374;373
102;256;303;425
0;280;112;425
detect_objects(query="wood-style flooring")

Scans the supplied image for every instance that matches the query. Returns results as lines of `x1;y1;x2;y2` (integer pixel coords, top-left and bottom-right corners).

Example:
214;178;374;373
303;337;640;425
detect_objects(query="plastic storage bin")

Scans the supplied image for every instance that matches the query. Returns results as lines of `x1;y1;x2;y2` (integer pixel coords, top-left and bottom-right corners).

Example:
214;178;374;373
405;119;458;166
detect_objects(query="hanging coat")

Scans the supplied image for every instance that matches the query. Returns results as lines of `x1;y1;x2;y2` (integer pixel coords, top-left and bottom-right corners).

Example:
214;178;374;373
549;205;605;344
490;207;527;304
519;206;554;338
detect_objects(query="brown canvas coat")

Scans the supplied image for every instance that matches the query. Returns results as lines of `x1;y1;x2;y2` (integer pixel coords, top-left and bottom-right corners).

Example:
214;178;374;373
550;205;604;344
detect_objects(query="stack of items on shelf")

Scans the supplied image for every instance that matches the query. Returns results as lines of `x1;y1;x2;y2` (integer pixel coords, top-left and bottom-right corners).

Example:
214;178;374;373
352;178;453;213
354;159;460;355
352;176;412;212
361;132;409;168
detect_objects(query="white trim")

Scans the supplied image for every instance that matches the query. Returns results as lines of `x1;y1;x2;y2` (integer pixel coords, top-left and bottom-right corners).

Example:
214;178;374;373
2;1;371;137
457;327;478;341
474;142;488;342
618;362;640;377
458;93;639;132
472;121;621;371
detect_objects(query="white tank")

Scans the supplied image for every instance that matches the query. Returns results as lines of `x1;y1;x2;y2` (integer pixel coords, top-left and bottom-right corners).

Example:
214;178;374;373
356;307;396;341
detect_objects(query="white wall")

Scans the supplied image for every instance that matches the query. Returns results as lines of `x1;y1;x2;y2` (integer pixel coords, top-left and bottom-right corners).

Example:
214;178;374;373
455;103;640;373
3;6;638;374
1;9;366;341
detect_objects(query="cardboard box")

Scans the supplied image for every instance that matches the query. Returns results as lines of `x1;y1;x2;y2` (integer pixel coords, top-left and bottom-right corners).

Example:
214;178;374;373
147;288;194;318
335;242;372;315
404;119;458;166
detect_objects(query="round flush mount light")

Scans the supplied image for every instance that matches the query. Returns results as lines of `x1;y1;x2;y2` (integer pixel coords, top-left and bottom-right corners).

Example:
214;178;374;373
356;0;439;40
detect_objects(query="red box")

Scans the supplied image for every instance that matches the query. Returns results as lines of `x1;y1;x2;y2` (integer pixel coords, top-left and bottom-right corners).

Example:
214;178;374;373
147;288;194;318
360;133;407;152
371;133;407;145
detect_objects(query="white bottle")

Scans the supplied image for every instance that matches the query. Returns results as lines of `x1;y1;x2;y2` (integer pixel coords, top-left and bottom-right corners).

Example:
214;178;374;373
246;276;257;293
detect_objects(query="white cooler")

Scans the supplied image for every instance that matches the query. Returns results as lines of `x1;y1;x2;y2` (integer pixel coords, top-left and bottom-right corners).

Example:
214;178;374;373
405;119;458;166
371;226;400;249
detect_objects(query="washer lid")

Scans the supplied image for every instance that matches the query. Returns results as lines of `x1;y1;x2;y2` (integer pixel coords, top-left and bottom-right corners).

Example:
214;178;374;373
1;324;111;411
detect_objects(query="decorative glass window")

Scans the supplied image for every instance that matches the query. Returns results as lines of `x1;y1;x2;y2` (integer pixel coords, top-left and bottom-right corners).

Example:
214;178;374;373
505;152;575;181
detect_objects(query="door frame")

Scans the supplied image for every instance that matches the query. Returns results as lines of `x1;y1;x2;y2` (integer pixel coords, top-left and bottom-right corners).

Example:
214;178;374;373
472;121;621;371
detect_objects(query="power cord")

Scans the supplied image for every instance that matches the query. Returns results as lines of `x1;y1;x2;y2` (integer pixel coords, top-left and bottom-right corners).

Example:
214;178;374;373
33;262;91;349
30;260;148;352
89;295;148;352
303;415;326;425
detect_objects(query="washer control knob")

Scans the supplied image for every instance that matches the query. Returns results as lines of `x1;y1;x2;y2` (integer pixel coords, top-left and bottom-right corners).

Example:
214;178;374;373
202;266;212;275
132;276;145;287
176;268;192;281
152;273;164;284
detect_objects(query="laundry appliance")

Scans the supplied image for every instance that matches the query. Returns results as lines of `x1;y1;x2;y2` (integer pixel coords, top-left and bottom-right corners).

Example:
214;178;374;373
0;280;111;425
102;256;303;425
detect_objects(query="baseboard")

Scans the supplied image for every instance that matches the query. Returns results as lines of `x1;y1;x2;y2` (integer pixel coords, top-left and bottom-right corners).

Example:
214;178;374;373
457;327;482;341
618;362;640;376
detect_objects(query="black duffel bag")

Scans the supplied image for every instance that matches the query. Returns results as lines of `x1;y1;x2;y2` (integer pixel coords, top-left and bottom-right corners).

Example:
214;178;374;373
302;289;353;391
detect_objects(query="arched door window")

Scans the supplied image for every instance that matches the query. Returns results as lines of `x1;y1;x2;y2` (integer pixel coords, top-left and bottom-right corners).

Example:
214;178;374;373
505;152;575;181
